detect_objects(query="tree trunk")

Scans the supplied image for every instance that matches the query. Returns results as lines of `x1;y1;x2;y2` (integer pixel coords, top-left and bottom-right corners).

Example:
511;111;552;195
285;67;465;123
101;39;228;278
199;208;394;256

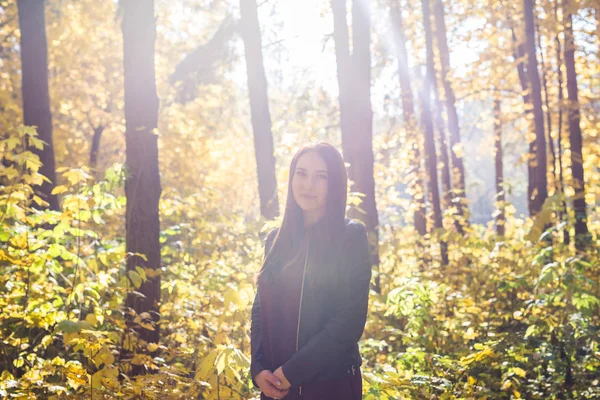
17;0;58;210
390;0;426;236
535;17;557;194
89;125;104;172
332;0;380;292
433;0;468;231
422;0;447;265
430;61;452;212
554;0;570;244
510;26;537;218
122;0;161;345
524;0;548;216
563;6;590;245
596;5;600;61
494;97;505;236
240;0;279;220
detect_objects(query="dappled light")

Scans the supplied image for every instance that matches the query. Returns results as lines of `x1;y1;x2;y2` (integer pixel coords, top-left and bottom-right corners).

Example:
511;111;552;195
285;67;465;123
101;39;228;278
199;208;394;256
0;0;599;398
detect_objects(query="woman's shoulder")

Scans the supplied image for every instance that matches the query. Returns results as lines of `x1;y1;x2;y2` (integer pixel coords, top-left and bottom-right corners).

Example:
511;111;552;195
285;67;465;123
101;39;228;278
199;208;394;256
344;217;366;231
343;218;367;242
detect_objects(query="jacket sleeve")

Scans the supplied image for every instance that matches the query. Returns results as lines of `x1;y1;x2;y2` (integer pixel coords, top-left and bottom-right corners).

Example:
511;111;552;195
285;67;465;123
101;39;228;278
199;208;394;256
250;228;278;387
281;222;372;387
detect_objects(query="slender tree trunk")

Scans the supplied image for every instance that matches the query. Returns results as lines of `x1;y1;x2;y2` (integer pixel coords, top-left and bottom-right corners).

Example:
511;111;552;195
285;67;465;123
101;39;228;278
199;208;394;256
433;0;468;231
596;5;600;61
390;0;426;237
89;125;104;171
422;0;447;265
494;97;506;236
431;63;452;211
17;0;58;210
240;0;279;220
122;0;161;345
510;26;537;217
351;0;379;292
535;17;557;194
555;0;570;244
350;0;378;236
563;6;590;245
332;0;380;292
524;0;548;216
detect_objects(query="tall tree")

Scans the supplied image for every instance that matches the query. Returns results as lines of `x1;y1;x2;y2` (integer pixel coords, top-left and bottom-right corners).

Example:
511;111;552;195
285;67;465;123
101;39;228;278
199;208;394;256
332;0;380;291
554;0;570;244
509;25;537;216
524;0;548;216
535;16;557;194
422;0;448;265
390;0;426;237
17;0;58;210
430;57;452;212
493;97;505;236
122;0;161;344
563;3;590;244
433;0;468;230
239;0;279;220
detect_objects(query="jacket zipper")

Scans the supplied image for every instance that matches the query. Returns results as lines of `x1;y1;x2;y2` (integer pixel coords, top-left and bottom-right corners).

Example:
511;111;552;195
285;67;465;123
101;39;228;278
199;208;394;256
295;239;310;396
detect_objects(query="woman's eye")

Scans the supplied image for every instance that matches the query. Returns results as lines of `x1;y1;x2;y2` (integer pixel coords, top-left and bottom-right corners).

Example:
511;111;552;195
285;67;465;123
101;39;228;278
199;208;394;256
318;174;327;180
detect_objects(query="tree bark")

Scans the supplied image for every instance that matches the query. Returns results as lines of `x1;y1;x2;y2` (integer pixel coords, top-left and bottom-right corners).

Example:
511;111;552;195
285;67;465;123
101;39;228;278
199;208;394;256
535;17;557;194
554;0;570;244
433;0;468;230
509;25;537;219
493;97;505;236
422;0;447;265
332;0;380;291
17;0;58;210
524;0;548;216
390;0;426;236
430;59;452;212
563;6;590;244
240;0;279;220
122;0;161;345
89;125;104;172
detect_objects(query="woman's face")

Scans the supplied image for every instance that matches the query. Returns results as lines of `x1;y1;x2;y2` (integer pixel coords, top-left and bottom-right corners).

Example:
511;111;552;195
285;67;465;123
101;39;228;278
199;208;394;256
292;151;328;213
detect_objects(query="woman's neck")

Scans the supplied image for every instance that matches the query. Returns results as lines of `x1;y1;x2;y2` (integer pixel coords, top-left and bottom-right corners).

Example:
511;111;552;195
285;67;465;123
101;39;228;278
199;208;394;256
303;208;326;228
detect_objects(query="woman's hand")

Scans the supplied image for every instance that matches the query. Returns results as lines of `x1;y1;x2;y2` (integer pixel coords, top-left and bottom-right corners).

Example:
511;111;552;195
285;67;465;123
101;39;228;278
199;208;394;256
255;369;290;399
273;366;291;389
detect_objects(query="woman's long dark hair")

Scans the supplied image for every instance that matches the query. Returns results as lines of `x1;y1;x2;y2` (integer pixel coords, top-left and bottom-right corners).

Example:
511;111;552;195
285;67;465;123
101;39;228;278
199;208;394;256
258;142;348;283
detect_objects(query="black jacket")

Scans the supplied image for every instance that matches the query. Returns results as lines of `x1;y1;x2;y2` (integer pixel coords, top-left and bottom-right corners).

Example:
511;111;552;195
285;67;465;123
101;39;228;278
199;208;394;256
250;218;372;388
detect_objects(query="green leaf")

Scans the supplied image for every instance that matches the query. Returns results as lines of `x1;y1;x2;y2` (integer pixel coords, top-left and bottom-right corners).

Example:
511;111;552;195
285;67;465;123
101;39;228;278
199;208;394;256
56;320;91;333
524;325;536;338
128;270;142;289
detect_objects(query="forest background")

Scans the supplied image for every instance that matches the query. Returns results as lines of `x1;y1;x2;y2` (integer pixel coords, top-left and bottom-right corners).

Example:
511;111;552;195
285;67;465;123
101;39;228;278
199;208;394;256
0;0;599;398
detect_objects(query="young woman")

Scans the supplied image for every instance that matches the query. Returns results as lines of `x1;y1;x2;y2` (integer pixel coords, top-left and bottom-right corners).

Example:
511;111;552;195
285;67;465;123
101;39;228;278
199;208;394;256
250;142;372;400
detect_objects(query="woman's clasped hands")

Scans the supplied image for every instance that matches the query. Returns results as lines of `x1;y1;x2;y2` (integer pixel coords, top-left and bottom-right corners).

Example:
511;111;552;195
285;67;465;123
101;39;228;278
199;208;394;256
255;369;290;399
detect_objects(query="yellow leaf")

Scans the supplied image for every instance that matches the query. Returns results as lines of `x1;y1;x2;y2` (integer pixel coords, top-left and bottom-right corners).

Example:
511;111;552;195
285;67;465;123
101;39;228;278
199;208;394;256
93;346;115;367
91;370;104;389
63;168;91;185
51;185;69;195
9;233;27;250
85;313;98;327
51;357;65;366
65;361;87;390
